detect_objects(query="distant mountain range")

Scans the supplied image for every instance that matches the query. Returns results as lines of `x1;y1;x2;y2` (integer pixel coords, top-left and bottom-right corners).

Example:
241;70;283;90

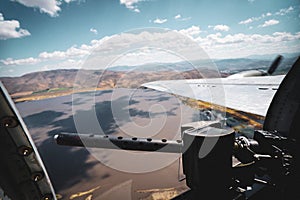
0;55;298;98
214;56;298;74
108;54;298;74
245;52;300;60
0;68;206;96
108;61;208;72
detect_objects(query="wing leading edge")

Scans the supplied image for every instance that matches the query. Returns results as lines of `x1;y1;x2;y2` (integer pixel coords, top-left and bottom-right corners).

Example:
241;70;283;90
141;75;285;117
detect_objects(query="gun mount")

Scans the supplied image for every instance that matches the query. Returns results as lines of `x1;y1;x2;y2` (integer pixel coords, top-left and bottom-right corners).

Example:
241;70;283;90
54;124;297;199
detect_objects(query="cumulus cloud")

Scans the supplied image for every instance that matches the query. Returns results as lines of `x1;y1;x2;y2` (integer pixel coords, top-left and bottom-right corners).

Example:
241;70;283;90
174;14;181;19
239;6;293;26
90;28;98;34
13;0;61;17
275;6;294;16
1;57;39;65
199;31;300;46
12;0;81;17
239;18;253;25
194;31;300;58
153;18;167;24
0;13;31;40
176;25;300;58
174;14;191;21
41;59;83;71
39;45;90;60
120;0;141;13
213;25;230;32
64;0;80;3
259;19;279;27
1;30;204;69
1;28;300;73
266;12;272;17
179;26;201;38
112;48;184;66
1;35;113;67
179;17;192;21
238;15;265;25
133;8;140;13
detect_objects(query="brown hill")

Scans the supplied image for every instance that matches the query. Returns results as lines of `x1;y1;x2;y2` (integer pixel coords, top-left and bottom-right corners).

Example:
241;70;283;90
1;69;78;94
0;68;218;99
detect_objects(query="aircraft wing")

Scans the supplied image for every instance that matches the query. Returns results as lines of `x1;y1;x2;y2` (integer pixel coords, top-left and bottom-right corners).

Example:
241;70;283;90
141;75;285;117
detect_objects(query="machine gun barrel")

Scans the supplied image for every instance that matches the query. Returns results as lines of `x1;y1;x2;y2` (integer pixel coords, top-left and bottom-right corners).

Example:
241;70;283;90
54;133;183;153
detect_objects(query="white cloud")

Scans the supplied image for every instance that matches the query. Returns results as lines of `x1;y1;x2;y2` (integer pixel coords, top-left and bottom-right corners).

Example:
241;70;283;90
0;30;206;70
1;29;300;76
13;0;61;17
120;0;141;13
174;14;181;19
239;6;293;26
213;25;230;32
198;31;300;46
1;57;40;65
239;15;268;25
239;18;253;25
179;26;201;38
259;19;279;27
112;48;184;66
178;17;192;21
39;45;90;60
64;0;80;3
42;59;83;71
153;18;167;24
133;8;140;13
0;13;31;40
177;26;300;58
7;35;111;64
90;28;98;35
12;0;81;17
275;6;294;16
272;32;300;41
174;15;192;21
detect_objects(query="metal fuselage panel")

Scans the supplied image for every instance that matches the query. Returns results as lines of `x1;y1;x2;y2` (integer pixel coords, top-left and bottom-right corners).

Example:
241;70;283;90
0;82;56;200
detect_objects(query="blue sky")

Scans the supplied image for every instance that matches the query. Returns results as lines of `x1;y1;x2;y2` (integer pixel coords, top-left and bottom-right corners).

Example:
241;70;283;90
0;0;299;76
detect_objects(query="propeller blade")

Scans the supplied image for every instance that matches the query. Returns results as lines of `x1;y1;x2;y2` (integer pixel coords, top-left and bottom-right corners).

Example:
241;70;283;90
267;55;283;75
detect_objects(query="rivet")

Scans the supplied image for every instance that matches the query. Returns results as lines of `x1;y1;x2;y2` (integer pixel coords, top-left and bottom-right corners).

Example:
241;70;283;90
18;146;33;156
31;172;44;182
1;117;18;128
42;194;53;200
